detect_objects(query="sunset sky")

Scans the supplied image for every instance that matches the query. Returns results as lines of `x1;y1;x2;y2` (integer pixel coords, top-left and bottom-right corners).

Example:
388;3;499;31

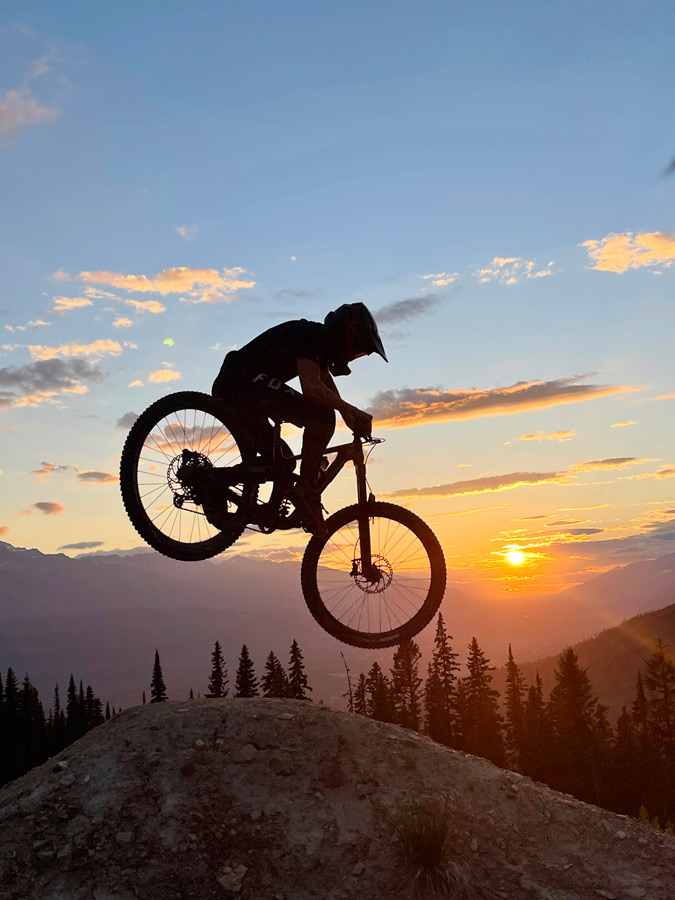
1;2;674;594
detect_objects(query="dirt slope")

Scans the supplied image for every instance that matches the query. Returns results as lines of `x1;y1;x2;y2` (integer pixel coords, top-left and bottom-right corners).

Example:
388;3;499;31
1;699;673;900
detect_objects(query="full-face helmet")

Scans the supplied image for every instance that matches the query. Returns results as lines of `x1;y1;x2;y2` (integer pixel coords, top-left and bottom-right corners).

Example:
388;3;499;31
324;302;388;363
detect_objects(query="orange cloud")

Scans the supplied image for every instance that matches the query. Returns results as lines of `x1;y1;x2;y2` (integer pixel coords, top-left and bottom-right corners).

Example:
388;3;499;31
419;272;458;286
53;296;93;312
389;471;568;499
581;231;675;273
77;471;118;484
652;392;675;400
570;457;655;473
148;368;181;383
34;501;65;515
124;299;166;314
112;317;133;328
28;338;123;361
611;421;636;428
517;430;575;442
369;376;639;428
128;379;143;387
0;525;8;537
79;266;254;303
636;465;675;480
391;460;653;503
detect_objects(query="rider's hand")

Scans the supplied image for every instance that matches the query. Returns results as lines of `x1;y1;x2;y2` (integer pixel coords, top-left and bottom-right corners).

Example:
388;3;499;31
344;408;373;440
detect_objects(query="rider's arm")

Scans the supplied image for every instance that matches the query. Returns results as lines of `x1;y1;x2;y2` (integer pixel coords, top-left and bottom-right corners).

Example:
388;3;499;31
296;358;354;417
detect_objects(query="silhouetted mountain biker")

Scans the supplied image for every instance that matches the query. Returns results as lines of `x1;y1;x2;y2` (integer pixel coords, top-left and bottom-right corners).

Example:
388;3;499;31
212;302;387;533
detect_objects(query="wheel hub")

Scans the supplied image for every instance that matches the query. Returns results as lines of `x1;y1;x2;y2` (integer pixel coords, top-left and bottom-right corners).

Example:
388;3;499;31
168;449;213;506
352;554;393;594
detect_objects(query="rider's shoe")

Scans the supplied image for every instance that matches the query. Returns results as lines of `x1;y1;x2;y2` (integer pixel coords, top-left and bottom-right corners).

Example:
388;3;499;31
289;478;326;536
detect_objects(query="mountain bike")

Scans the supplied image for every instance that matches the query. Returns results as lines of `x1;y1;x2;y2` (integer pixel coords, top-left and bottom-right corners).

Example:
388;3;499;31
120;391;446;649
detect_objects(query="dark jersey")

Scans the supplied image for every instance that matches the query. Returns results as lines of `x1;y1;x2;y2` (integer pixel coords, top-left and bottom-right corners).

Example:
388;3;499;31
217;319;332;384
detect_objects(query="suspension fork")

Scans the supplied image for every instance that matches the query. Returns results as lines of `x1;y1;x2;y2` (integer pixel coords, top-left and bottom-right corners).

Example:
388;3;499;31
354;442;377;581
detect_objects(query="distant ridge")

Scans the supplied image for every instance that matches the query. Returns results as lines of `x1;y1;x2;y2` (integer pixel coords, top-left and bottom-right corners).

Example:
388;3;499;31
496;601;675;719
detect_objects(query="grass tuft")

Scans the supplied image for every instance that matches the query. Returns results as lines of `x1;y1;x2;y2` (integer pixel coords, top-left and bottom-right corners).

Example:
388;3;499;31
390;797;495;899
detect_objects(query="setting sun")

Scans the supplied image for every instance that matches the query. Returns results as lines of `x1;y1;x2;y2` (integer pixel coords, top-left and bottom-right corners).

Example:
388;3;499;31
506;550;527;566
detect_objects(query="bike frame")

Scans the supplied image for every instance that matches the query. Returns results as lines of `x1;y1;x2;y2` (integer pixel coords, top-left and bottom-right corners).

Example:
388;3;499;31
218;423;382;577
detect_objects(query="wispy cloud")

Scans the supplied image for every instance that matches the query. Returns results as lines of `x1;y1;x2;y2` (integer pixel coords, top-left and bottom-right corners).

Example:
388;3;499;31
176;225;198;242
76;471;118;484
611;420;636;428
128;379;143;388
0;358;106;408
474;256;553;285
375;294;442;326
581;231;675;273
33;501;65;516
390;458;656;503
0;526;9;537
516;430;575;442
0;87;58;143
28;338;123;361
389;471;568;499
116;412;138;428
78;266;254;304
570;457;655;473
59;540;104;550
148;368;181;383
112;317;133;328
124;299;166;314
368;375;638;428
31;460;72;481
636;465;675;480
419;273;458;287
53;296;93;313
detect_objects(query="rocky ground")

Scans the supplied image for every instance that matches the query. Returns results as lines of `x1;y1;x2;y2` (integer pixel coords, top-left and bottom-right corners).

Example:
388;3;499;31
1;699;674;900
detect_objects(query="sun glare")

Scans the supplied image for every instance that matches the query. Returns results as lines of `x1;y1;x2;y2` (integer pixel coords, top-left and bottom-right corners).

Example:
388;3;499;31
506;549;526;566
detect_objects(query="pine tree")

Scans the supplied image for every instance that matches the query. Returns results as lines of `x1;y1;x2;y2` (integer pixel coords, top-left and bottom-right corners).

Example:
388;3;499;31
424;660;446;742
20;674;45;772
354;673;367;716
451;678;470;752
390;639;423;730
189;687;194;700
142;690;146;704
520;672;553;783
235;645;259;698
644;640;675;757
463;637;504;765
105;701;111;720
287;639;311;700
504;645;527;769
365;662;395;723
206;641;228;698
261;652;288;698
150;650;168;703
548;647;610;804
631;670;650;745
429;613;460;745
65;674;84;739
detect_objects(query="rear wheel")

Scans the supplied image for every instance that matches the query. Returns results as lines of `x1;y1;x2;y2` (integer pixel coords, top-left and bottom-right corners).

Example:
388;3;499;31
120;391;258;561
301;501;446;648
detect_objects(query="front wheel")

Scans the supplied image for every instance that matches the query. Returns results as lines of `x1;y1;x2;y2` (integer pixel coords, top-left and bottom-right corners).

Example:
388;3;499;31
301;502;446;648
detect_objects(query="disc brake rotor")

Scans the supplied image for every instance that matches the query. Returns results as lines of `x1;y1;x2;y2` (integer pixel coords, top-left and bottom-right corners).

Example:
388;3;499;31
352;554;393;594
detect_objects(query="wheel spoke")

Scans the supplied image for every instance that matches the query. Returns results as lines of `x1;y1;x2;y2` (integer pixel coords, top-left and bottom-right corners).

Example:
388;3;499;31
313;510;438;639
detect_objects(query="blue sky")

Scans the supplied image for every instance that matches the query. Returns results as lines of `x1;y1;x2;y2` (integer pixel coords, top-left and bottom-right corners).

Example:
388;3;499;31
1;1;674;591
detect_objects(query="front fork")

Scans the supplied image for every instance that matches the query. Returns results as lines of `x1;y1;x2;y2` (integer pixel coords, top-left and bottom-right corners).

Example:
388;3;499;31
354;444;379;583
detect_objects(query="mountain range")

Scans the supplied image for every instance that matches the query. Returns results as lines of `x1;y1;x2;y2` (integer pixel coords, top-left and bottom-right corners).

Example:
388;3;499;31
1;539;673;711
